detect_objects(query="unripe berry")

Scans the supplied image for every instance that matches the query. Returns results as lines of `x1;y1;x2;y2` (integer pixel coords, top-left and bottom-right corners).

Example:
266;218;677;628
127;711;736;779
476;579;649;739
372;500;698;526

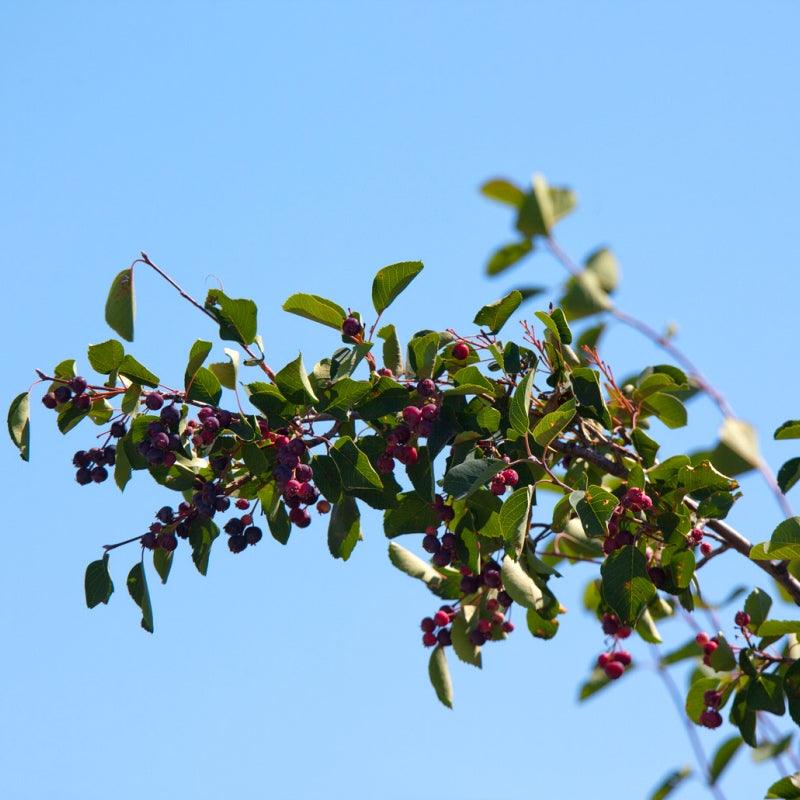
490;477;506;496
316;499;331;514
501;468;519;487
235;498;250;510
433;610;450;627
241;514;253;526
284;479;303;498
377;367;393;378
342;316;362;338
421;617;436;633
486;598;499;612
690;528;704;544
699;709;723;729
700;542;713;556
422;632;437;648
695;632;710;646
617;626;632;639
612;650;632;666
145;392;164;410
298;483;319;505
501;621;514;633
42;392;58;409
421;404;439;422
735;611;751;628
452;341;470;360
597;653;611;668
703;640;718;656
397;445;418;466
477;619;492;634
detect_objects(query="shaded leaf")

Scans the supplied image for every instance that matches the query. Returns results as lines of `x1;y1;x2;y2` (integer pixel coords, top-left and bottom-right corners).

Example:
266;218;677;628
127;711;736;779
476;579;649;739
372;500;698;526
328;495;362;560
428;645;454;708
7;392;30;461
126;561;153;633
105;268;135;342
85;554;114;608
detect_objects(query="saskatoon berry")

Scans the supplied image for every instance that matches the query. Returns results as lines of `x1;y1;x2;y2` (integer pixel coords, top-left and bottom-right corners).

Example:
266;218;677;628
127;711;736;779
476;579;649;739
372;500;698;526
75;467;92;485
141;532;158;550
54;385;72;404
342;316;362;338
316;499;332;514
228;535;247;554
617;626;632;639
215;496;231;512
497;591;513;608
42;392;58;409
396;445;418;466
377;367;393;378
295;464;313;483
501;621;514;633
110;420;126;438
699;709;723;729
452;342;470;360
162;452;177;467
441;532;457;550
145;392;164;410
437;629;452;646
416;420;433;438
597;653;611;668
273;464;293;483
433;610;450;627
604;661;625;680
490;477;506;496
703;690;722;708
501;468;519;487
695;632;710;646
613;650;632;666
103;446;116;465
422;534;440;554
73;450;91;467
477;619;492;635
417;378;436;397
245;526;263;545
421;404;439;422
486;598;499;612
460;575;481;595
422;632;437;648
439;605;455;617
203;416;220;433
402;405;422;426
159;533;178;552
483;569;502;589
235;498;250;510
152;432;170;450
376;454;395;474
91;466;108;483
492;611;505;625
156;506;174;523
700;542;713;556
88;447;105;464
299;482;319;505
735;611;751;627
703;641;718;656
432;550;452;568
289;507;311;528
468;629;487;646
74;394;91;411
288;438;306;456
224;518;244;536
175;522;190;539
601;613;620;636
69;376;88;394
421;617;436;633
160;405;180;428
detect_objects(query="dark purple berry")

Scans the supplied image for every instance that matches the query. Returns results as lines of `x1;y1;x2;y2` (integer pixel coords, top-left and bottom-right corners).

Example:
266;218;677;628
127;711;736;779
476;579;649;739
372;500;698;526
417;378;436;397
152;432;170;450
468;629;487;646
103;446;116;465
215;496;231;512
160;405;180;428
110;421;126;438
69;376;88;394
73;393;91;411
91;466;108;483
441;532;457;550
483;569;502;588
460;575;481;595
289;507;311;528
437;629;452;646
54;385;72;404
295;463;313;483
432;550;452;568
159;533;178;552
422;534;440;554
342;316;362;338
145;392;164;410
72;450;91;467
288;438;306;456
224;518;244;536
42;392;58;409
156;506;174;524
141;532;158;550
228;535;247;553
245;526;263;545
75;467;92;485
497;590;513;608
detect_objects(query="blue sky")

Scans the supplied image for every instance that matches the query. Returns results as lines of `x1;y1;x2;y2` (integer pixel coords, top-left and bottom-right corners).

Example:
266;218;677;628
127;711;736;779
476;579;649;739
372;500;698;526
2;3;800;799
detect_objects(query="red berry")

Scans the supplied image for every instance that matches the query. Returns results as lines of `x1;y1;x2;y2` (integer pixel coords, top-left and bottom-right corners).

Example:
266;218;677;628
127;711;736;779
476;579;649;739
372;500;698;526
421;404;439;421
617;626;632;639
604;661;625;680
477;619;492;634
342;316;362;338
703;640;718;656
612;650;632;666
703;690;722;708
501;468;519;487
289;507;311;528
601;613;620;636
376;453;395;474
377;367;393;378
422;632;437;648
235;499;249;510
501;621;514;633
486;598;499;612
700;542;713;556
490;478;506;496
452;342;470;360
402;405;422;426
597;653;611;668
695;632;710;646
316;499;331;514
397;445;418;466
734;611;751;628
417;378;436;397
433;610;450;627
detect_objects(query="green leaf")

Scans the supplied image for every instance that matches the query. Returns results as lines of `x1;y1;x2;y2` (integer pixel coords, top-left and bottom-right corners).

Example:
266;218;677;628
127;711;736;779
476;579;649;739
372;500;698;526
660;639;703;666
709;736;742;785
600;545;655;625
486;239;534;276
730;687;757;746
84;554;114;608
535;309;572;344
501;555;544;610
481;178;525;206
643;393;687;429
526;607;559;639
377;324;403;374
678;461;737;494
747;673;785;715
407;332;440;380
126;561;153;633
784;659;800;726
753;735;794;763
105;268;135;342
371;261;424;315
407;445;434;501
754;518;800;561
387;542;450;595
559;270;611;321
118;355;159;388
442;458;506;500
282;293;346;330
186;366;222;405
649;767;691;800
571;486;618;538
686;677;720;724
585;248;619;293
428;645;454;708
765;774;800;799
509;370;535;436
532;399;577;448
758;620;800;637
516;173;554;237
328;495;362;560
779;458;800;495
274;354;318;404
114;435;132;490
188;515;219;576
744;587;773;631
473;290;522;334
571;367;611;428
775;421;800;441
267;502;291;545
87;339;125;374
709;633;736;671
184;339;213;387
500;485;534;553
330;436;383;497
450;610;482;667
7;392;30;462
205;289;258;345
209;348;239;390
384;492;440;537
716;418;761;473
632;428;660;468
153;548;173;585
670;551;696;592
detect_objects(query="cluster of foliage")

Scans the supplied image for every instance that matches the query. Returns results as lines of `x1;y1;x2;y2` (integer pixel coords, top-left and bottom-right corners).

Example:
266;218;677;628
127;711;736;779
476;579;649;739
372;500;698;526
9;174;800;799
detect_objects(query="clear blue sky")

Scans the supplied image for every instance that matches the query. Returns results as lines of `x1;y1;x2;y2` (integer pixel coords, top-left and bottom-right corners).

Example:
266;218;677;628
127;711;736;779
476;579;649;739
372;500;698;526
2;3;800;799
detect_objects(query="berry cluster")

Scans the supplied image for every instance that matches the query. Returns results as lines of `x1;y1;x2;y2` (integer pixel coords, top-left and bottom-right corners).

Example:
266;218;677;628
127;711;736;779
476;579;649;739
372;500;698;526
604;487;653;555
141;505;180;552
422;525;458;567
421;606;455;647
699;689;723;729
467;596;514;646
73;445;115;485
489;467;519;496
224;501;263;553
136;401;184;467
185;403;236;449
41;375;93;412
268;433;320;528
695;631;720;668
597;649;632;680
688;526;713;557
377;388;443;473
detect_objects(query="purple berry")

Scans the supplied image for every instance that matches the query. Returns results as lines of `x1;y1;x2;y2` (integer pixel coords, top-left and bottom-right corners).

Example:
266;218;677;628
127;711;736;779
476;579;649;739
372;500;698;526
145;392;164;410
54;385;72;404
42;392;58;409
342;316;362;338
69;376;88;394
